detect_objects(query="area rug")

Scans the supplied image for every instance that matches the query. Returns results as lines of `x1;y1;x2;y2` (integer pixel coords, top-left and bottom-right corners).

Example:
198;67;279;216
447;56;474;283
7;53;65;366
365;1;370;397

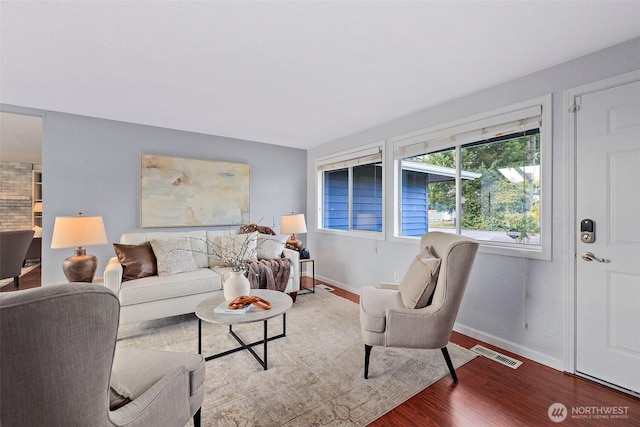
117;288;477;426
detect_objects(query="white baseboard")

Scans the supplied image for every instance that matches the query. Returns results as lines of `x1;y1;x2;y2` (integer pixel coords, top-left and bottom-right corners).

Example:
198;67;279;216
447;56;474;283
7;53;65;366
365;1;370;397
315;274;361;296
454;323;564;371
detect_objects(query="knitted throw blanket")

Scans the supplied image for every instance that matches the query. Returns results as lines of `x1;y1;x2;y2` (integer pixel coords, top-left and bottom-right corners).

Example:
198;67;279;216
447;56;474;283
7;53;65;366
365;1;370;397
247;258;291;292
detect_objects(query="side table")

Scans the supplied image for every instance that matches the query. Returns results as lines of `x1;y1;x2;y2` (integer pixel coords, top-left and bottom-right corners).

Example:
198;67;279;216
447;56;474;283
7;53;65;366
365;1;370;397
298;259;315;294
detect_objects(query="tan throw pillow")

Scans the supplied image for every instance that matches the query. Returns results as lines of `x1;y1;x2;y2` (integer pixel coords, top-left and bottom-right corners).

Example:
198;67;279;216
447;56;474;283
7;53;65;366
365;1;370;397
150;239;198;276
399;246;442;309
109;371;133;410
113;242;158;281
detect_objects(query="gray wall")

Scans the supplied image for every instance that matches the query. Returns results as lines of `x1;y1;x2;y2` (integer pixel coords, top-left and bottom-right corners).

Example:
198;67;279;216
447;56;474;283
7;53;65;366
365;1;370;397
0;110;306;285
307;37;640;369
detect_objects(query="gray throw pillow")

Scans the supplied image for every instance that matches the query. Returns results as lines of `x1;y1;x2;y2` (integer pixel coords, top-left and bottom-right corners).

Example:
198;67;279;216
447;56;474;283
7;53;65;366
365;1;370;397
257;234;287;260
150;238;198;276
399;246;441;309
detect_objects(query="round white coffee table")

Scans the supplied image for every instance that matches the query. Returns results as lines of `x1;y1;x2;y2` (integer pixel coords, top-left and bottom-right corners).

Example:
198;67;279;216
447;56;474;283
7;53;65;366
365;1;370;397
195;289;293;370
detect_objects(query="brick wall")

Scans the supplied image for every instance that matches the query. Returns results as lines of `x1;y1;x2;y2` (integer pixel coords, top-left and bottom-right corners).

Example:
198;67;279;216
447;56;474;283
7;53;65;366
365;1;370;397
0;162;35;231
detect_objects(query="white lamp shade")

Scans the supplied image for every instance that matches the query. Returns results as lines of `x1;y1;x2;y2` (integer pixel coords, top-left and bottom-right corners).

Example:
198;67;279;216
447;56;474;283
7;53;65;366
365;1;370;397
51;215;108;249
33;202;43;213
281;213;307;234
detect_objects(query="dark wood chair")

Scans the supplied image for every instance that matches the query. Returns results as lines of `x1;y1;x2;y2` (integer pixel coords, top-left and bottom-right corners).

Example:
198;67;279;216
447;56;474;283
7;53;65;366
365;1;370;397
0;230;34;288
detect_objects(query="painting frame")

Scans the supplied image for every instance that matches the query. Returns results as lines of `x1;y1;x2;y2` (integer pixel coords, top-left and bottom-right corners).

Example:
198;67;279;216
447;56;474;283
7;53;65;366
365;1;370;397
140;153;250;228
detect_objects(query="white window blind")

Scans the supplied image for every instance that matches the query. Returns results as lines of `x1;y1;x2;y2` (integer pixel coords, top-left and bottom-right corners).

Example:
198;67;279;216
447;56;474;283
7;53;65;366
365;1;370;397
393;105;542;159
317;145;382;172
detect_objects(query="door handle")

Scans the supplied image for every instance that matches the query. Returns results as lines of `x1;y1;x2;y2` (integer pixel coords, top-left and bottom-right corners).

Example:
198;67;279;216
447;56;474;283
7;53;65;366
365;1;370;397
581;252;608;263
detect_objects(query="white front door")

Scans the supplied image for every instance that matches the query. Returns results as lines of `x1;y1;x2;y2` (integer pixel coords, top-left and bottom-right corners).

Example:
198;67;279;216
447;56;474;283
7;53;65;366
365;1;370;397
575;78;640;394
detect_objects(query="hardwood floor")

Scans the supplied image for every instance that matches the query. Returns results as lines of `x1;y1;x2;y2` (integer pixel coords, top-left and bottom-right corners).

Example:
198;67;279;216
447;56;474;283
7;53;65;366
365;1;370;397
5;272;637;424
0;265;41;292
321;279;640;426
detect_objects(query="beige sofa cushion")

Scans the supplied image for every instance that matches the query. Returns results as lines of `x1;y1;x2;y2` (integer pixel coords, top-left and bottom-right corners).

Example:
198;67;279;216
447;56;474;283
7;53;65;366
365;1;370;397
359;286;404;333
118;269;221;306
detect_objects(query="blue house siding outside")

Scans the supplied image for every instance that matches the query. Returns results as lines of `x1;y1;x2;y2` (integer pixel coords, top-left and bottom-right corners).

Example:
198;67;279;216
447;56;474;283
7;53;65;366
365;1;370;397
324;167;431;234
323;164;382;231
323;169;349;230
352;164;382;231
402;169;429;236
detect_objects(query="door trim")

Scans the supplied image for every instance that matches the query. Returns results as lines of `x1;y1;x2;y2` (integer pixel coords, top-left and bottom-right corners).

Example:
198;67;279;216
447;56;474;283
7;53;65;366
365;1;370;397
563;70;640;375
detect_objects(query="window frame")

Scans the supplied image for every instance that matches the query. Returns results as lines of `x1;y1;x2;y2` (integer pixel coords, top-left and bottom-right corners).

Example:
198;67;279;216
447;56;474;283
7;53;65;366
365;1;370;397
316;142;385;240
390;96;552;260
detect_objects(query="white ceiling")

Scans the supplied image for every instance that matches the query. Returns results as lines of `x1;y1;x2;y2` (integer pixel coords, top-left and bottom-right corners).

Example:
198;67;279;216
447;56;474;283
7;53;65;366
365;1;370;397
0;112;42;165
1;1;639;155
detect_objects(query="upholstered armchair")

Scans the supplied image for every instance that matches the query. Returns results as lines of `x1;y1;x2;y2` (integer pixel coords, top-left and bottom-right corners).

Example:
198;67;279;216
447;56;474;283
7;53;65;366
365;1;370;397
359;231;479;381
0;283;205;427
24;236;42;264
0;230;34;288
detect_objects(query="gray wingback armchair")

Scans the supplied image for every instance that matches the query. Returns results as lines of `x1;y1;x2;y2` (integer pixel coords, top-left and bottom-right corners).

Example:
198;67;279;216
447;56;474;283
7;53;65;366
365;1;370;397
0;229;34;288
359;232;479;381
0;283;205;427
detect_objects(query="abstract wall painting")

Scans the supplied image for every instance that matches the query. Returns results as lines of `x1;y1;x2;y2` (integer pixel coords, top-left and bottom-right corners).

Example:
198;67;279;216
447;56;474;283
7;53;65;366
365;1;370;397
140;154;250;227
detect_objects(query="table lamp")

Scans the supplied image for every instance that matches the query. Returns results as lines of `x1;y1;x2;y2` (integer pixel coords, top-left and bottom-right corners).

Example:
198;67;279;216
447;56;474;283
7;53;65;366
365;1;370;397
51;213;108;282
281;213;307;251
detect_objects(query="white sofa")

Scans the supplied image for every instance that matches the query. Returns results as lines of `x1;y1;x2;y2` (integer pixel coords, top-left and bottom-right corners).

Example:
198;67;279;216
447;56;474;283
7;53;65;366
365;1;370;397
104;230;299;325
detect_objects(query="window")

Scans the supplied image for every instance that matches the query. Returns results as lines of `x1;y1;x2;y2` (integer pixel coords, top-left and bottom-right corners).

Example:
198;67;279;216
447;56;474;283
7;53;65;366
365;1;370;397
400;149;463;237
318;144;383;234
393;96;551;259
323;169;349;230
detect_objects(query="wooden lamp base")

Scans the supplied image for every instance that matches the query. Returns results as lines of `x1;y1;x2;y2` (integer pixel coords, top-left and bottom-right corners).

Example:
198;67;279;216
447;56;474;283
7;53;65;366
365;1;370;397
286;234;303;252
62;248;97;283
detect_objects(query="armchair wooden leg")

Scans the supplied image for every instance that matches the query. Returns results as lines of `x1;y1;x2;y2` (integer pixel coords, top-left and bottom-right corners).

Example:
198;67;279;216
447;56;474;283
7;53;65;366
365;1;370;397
441;346;458;383
193;408;201;427
13;276;19;289
364;345;372;379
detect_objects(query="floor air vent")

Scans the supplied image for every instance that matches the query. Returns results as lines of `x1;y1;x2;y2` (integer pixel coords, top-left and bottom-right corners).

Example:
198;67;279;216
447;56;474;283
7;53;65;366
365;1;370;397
470;345;523;369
